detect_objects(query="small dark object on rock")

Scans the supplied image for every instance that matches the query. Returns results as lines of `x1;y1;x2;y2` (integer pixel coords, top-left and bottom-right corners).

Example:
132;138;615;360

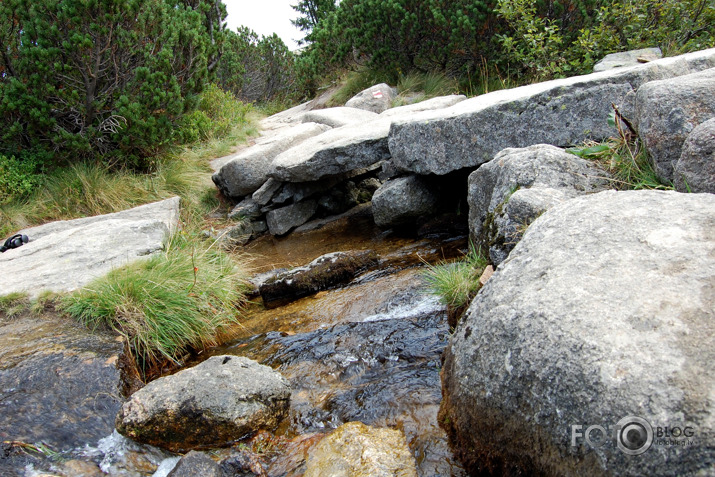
1;234;28;253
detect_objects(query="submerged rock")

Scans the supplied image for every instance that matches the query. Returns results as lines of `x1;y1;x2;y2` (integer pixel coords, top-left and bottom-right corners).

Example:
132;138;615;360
0;197;179;298
467;144;610;264
116;356;291;452
260;250;379;308
304;422;417;477
345;83;398;113
674;117;715;193
441;190;715;475
635;67;715;183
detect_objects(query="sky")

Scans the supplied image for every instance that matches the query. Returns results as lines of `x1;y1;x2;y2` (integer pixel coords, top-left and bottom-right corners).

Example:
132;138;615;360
224;0;304;50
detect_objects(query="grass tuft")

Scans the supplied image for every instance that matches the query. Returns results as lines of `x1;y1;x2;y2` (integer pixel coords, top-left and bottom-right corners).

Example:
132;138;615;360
60;228;249;369
423;244;488;309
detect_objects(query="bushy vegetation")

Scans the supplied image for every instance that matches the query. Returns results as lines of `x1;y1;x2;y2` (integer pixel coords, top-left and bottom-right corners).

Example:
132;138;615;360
61;227;248;368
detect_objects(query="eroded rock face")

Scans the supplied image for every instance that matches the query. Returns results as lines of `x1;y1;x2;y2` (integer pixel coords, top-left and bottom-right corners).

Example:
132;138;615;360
674;117;715;193
345;83;398;113
212;122;331;198
372;175;439;228
441;190;715;476
593;47;662;72
467;144;610;264
0;197;180;298
116;356;291;452
260;250;379;308
389;48;715;176
635;67;715;183
304;422;418;477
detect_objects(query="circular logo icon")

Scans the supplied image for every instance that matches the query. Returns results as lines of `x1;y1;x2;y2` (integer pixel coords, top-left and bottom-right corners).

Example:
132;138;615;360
616;416;653;455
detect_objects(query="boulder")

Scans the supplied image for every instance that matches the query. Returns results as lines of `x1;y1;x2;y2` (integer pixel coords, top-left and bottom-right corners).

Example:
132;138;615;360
467;144;610;264
635;68;715;182
116;355;290;452
345;83;397;113
379;94;467;118
228;198;261;220
259;250;379;308
167;451;221;477
270;118;393;182
674;117;715;193
304;422;418;477
266;200;319;236
372;175;439;228
302;107;379;128
593;47;662;72
252;178;283;206
441;190;715;476
0;197;179;298
213;122;331;198
389;48;715;176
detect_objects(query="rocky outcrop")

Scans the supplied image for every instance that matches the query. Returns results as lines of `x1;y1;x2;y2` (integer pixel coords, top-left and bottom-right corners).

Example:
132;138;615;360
302;107;378;128
213;122;331;198
378;94;467;118
372;175;439;228
116;356;290;452
345;83;398;113
0;197;179;298
389;48;715;176
441;190;715;476
635;68;715;183
304;422;418;477
467;144;610;264
674;117;715;193
593;47;662;72
260;250;379;308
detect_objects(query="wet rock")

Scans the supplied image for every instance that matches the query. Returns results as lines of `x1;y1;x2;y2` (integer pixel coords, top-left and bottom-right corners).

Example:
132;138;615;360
441;190;715;476
635;67;715;182
372;175;439;228
168;451;221;477
266;200;319;236
468;144;610;264
379;94;467;118
674;117;715;193
57;459;104;477
252;179;283;206
302;107;379;128
219;451;266;476
0;197;179;298
0;310;125;476
304;422;417;477
213;122;331;198
593;47;662;72
389;48;715;176
345;83;397;113
260;250;379;308
116;356;291;452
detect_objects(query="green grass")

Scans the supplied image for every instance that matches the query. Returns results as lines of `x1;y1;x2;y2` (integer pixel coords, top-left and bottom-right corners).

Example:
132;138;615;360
423;244;488;309
60;228;249;368
567;137;672;191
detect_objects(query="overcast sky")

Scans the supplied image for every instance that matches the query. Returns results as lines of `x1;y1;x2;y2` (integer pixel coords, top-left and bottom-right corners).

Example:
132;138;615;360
224;0;303;50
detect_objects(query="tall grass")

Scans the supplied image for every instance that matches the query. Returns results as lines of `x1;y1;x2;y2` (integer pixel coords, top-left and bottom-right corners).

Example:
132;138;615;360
423;244;488;309
60;229;248;369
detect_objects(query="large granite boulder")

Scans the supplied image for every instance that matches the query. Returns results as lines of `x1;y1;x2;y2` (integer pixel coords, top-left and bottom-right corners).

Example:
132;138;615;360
345;83;398;113
0;197;179;298
441;190;715;476
389;48;715;176
635;68;715;183
372;175;439;228
259;250;379;308
593;47;662;72
674;117;715;193
467;144;610;264
116;356;290;452
301;107;379;128
304;422;418;477
213;122;331;198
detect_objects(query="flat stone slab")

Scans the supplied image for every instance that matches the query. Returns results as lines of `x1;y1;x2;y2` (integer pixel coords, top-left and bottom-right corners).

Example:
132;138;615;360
301;107;378;128
379;94;467;118
388;48;715;175
0;197;180;298
593;47;662;72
